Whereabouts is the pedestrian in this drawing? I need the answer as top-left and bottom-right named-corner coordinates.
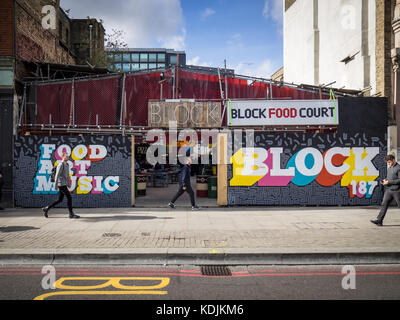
top-left (168, 157), bottom-right (199, 210)
top-left (0, 169), bottom-right (4, 210)
top-left (371, 154), bottom-right (400, 226)
top-left (42, 151), bottom-right (80, 219)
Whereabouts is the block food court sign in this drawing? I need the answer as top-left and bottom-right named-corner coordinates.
top-left (227, 100), bottom-right (338, 126)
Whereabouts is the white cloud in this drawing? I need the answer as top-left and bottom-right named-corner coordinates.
top-left (160, 28), bottom-right (186, 51)
top-left (263, 0), bottom-right (283, 24)
top-left (234, 59), bottom-right (277, 79)
top-left (201, 8), bottom-right (216, 20)
top-left (226, 33), bottom-right (243, 47)
top-left (187, 56), bottom-right (213, 67)
top-left (61, 0), bottom-right (185, 49)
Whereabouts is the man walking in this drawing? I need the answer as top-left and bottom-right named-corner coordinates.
top-left (42, 151), bottom-right (80, 219)
top-left (168, 157), bottom-right (199, 210)
top-left (371, 154), bottom-right (400, 226)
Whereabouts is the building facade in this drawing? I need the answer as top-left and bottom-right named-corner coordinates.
top-left (106, 48), bottom-right (186, 72)
top-left (0, 0), bottom-right (105, 207)
top-left (70, 18), bottom-right (105, 66)
top-left (284, 0), bottom-right (396, 154)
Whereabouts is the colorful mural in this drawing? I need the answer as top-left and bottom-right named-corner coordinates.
top-left (230, 147), bottom-right (379, 199)
top-left (228, 132), bottom-right (387, 206)
top-left (33, 144), bottom-right (120, 195)
top-left (14, 136), bottom-right (131, 208)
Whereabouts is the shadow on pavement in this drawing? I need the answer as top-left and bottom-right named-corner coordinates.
top-left (0, 226), bottom-right (40, 233)
top-left (80, 215), bottom-right (174, 222)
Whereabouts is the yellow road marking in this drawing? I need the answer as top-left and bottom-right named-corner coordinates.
top-left (34, 290), bottom-right (167, 300)
top-left (55, 277), bottom-right (170, 290)
top-left (34, 276), bottom-right (170, 300)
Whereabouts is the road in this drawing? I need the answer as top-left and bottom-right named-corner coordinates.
top-left (0, 264), bottom-right (399, 301)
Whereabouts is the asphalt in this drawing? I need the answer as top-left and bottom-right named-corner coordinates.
top-left (0, 206), bottom-right (400, 265)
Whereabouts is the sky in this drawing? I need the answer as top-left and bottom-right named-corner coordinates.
top-left (61, 0), bottom-right (283, 78)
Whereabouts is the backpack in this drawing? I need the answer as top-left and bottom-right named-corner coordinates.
top-left (50, 165), bottom-right (57, 183)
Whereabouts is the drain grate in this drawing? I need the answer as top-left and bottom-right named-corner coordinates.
top-left (102, 233), bottom-right (121, 238)
top-left (201, 265), bottom-right (232, 276)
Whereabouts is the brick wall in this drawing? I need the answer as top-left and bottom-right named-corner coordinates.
top-left (14, 0), bottom-right (75, 79)
top-left (0, 0), bottom-right (14, 57)
top-left (70, 19), bottom-right (105, 64)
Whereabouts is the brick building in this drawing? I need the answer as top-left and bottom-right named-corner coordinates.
top-left (1, 0), bottom-right (106, 87)
top-left (0, 0), bottom-right (106, 207)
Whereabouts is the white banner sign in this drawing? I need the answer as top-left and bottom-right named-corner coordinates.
top-left (227, 100), bottom-right (339, 126)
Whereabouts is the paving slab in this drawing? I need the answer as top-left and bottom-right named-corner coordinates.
top-left (0, 206), bottom-right (400, 265)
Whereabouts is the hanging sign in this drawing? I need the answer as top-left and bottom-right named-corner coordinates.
top-left (227, 99), bottom-right (339, 126)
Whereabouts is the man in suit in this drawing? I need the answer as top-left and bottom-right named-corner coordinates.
top-left (168, 157), bottom-right (199, 210)
top-left (371, 154), bottom-right (400, 226)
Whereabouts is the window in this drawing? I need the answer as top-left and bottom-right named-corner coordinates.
top-left (132, 53), bottom-right (139, 62)
top-left (149, 53), bottom-right (157, 63)
top-left (149, 63), bottom-right (157, 70)
top-left (157, 63), bottom-right (165, 69)
top-left (170, 55), bottom-right (177, 65)
top-left (140, 53), bottom-right (148, 62)
top-left (139, 64), bottom-right (148, 70)
top-left (114, 54), bottom-right (122, 63)
top-left (122, 63), bottom-right (131, 72)
top-left (123, 53), bottom-right (131, 63)
top-left (66, 29), bottom-right (69, 45)
top-left (59, 22), bottom-right (63, 39)
top-left (157, 53), bottom-right (166, 62)
top-left (132, 63), bottom-right (140, 71)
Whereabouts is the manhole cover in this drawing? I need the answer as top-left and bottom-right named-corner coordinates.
top-left (201, 266), bottom-right (232, 276)
top-left (102, 233), bottom-right (121, 238)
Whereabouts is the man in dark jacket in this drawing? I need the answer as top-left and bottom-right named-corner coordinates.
top-left (168, 157), bottom-right (199, 210)
top-left (371, 154), bottom-right (400, 226)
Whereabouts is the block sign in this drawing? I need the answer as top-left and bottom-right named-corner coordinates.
top-left (149, 100), bottom-right (222, 128)
top-left (227, 100), bottom-right (339, 126)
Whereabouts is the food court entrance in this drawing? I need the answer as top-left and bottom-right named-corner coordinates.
top-left (131, 137), bottom-right (221, 208)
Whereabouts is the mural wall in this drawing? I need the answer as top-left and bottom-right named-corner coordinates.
top-left (14, 136), bottom-right (131, 208)
top-left (228, 132), bottom-right (387, 206)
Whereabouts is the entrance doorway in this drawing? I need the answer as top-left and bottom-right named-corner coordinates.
top-left (132, 141), bottom-right (219, 208)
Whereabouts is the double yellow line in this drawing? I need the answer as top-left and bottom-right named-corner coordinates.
top-left (34, 277), bottom-right (170, 300)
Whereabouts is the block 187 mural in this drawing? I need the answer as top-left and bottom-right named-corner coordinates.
top-left (14, 136), bottom-right (131, 208)
top-left (228, 132), bottom-right (387, 206)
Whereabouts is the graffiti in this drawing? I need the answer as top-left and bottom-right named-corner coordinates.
top-left (14, 136), bottom-right (131, 208)
top-left (33, 144), bottom-right (120, 195)
top-left (228, 132), bottom-right (386, 206)
top-left (230, 147), bottom-right (379, 199)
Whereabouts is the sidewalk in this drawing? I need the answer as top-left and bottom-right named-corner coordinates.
top-left (0, 206), bottom-right (400, 265)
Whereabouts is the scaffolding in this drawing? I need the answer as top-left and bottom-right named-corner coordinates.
top-left (18, 66), bottom-right (361, 137)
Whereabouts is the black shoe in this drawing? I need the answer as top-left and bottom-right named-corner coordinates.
top-left (42, 207), bottom-right (49, 218)
top-left (0, 207), bottom-right (4, 210)
top-left (370, 220), bottom-right (383, 226)
top-left (69, 213), bottom-right (80, 219)
top-left (168, 202), bottom-right (175, 209)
